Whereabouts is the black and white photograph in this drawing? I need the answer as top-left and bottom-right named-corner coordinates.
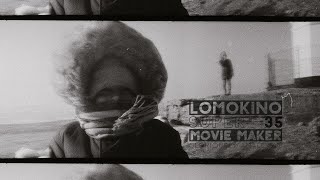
top-left (0, 164), bottom-right (318, 180)
top-left (0, 0), bottom-right (319, 16)
top-left (0, 21), bottom-right (319, 160)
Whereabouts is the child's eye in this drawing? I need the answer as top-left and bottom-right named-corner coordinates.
top-left (95, 86), bottom-right (136, 100)
top-left (93, 87), bottom-right (137, 107)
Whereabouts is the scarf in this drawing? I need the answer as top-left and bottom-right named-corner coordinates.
top-left (76, 95), bottom-right (159, 139)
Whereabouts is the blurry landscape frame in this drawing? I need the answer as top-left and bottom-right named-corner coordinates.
top-left (0, 21), bottom-right (319, 160)
top-left (2, 0), bottom-right (320, 16)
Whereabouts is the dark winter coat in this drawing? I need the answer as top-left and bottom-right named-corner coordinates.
top-left (49, 0), bottom-right (189, 16)
top-left (219, 59), bottom-right (234, 80)
top-left (49, 119), bottom-right (189, 159)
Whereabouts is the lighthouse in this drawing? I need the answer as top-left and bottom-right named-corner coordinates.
top-left (291, 22), bottom-right (320, 87)
top-left (268, 22), bottom-right (320, 89)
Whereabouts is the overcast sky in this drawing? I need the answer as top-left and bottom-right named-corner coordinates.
top-left (0, 21), bottom-right (292, 124)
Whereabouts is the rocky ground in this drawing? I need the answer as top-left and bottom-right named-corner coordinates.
top-left (174, 116), bottom-right (320, 160)
top-left (162, 88), bottom-right (320, 160)
top-left (182, 0), bottom-right (320, 16)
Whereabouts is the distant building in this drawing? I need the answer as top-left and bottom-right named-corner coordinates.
top-left (268, 22), bottom-right (320, 89)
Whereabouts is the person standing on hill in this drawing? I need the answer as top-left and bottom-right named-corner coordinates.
top-left (219, 51), bottom-right (234, 95)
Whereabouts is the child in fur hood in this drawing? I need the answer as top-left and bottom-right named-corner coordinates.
top-left (15, 22), bottom-right (188, 159)
top-left (79, 164), bottom-right (144, 180)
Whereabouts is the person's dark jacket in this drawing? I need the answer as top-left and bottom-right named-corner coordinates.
top-left (49, 0), bottom-right (189, 16)
top-left (219, 59), bottom-right (234, 80)
top-left (49, 119), bottom-right (189, 159)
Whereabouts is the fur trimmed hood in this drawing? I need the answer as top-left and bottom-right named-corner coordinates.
top-left (53, 21), bottom-right (167, 107)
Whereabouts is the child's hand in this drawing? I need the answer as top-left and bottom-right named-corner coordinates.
top-left (15, 147), bottom-right (51, 158)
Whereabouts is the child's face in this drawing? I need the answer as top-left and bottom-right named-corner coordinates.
top-left (88, 60), bottom-right (139, 112)
top-left (81, 165), bottom-right (141, 180)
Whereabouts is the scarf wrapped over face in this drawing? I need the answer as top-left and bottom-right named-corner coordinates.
top-left (53, 22), bottom-right (168, 139)
top-left (76, 95), bottom-right (159, 139)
